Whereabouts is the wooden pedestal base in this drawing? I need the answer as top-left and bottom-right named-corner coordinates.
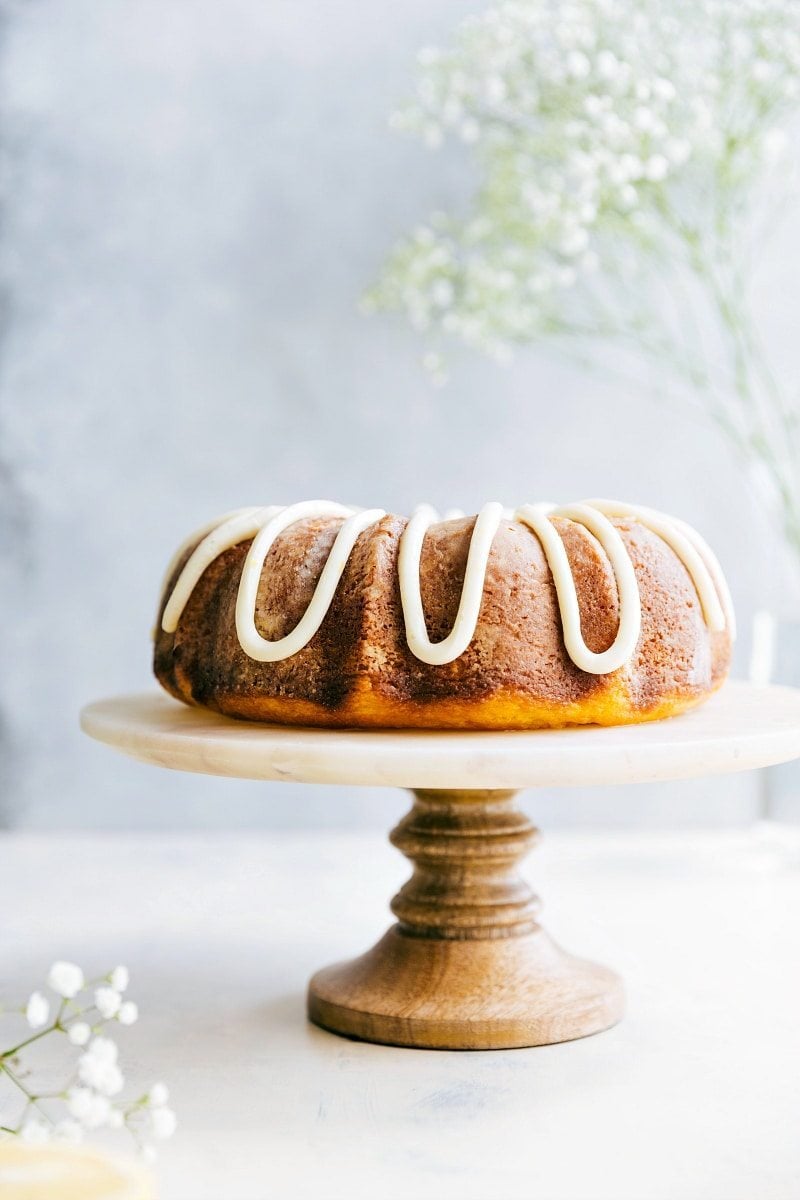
top-left (308, 789), bottom-right (623, 1050)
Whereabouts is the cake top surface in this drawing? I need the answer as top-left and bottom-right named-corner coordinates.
top-left (157, 499), bottom-right (735, 676)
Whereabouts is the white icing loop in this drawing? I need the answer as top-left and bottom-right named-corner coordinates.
top-left (399, 501), bottom-right (505, 666)
top-left (666, 515), bottom-right (736, 638)
top-left (516, 502), bottom-right (642, 674)
top-left (158, 497), bottom-right (735, 676)
top-left (235, 502), bottom-right (385, 662)
top-left (586, 499), bottom-right (730, 634)
top-left (161, 507), bottom-right (278, 633)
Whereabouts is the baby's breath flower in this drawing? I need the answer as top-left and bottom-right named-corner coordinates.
top-left (2, 964), bottom-right (173, 1162)
top-left (84, 1035), bottom-right (118, 1063)
top-left (117, 1001), bottom-right (139, 1026)
top-left (19, 1116), bottom-right (51, 1144)
top-left (110, 966), bottom-right (130, 993)
top-left (47, 961), bottom-right (84, 999)
top-left (560, 227), bottom-right (590, 256)
top-left (148, 1082), bottom-right (169, 1107)
top-left (644, 154), bottom-right (669, 181)
top-left (67, 1085), bottom-right (112, 1130)
top-left (148, 1107), bottom-right (177, 1140)
top-left (67, 1021), bottom-right (92, 1046)
top-left (368, 0), bottom-right (800, 557)
top-left (95, 987), bottom-right (122, 1019)
top-left (78, 1037), bottom-right (124, 1097)
top-left (369, 0), bottom-right (800, 357)
top-left (25, 991), bottom-right (49, 1029)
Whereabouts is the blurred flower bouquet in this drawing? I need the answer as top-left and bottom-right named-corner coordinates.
top-left (1, 962), bottom-right (174, 1160)
top-left (367, 0), bottom-right (800, 568)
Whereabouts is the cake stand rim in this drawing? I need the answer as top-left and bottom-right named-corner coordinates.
top-left (79, 681), bottom-right (800, 789)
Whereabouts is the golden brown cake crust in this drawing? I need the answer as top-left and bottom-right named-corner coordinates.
top-left (153, 514), bottom-right (732, 729)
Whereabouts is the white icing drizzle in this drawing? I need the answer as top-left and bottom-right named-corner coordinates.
top-left (400, 501), bottom-right (505, 665)
top-left (586, 499), bottom-right (734, 636)
top-left (516, 502), bottom-right (642, 674)
top-left (158, 498), bottom-right (734, 676)
top-left (161, 507), bottom-right (279, 634)
top-left (236, 502), bottom-right (386, 662)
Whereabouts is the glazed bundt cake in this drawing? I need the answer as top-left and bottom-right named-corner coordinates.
top-left (153, 499), bottom-right (734, 730)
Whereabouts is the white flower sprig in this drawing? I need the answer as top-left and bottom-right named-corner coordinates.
top-left (367, 0), bottom-right (800, 564)
top-left (0, 962), bottom-right (175, 1161)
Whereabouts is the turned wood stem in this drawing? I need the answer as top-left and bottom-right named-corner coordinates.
top-left (389, 789), bottom-right (540, 940)
top-left (309, 787), bottom-right (623, 1047)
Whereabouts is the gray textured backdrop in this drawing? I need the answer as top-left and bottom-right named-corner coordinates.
top-left (0, 0), bottom-right (796, 829)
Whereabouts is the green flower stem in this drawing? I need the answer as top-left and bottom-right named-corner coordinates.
top-left (0, 1062), bottom-right (53, 1125)
top-left (1, 1000), bottom-right (70, 1061)
top-left (1, 1027), bottom-right (57, 1061)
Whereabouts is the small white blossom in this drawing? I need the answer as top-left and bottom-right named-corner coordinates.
top-left (644, 154), bottom-right (669, 182)
top-left (20, 1116), bottom-right (51, 1144)
top-left (67, 1086), bottom-right (112, 1129)
top-left (633, 105), bottom-right (656, 132)
top-left (78, 1036), bottom-right (124, 1096)
top-left (618, 183), bottom-right (638, 209)
top-left (148, 1082), bottom-right (170, 1107)
top-left (566, 50), bottom-right (591, 79)
top-left (25, 991), bottom-right (50, 1029)
top-left (94, 987), bottom-right (122, 1019)
top-left (430, 279), bottom-right (454, 307)
top-left (67, 1021), bottom-right (92, 1046)
top-left (560, 227), bottom-right (590, 256)
top-left (653, 77), bottom-right (676, 102)
top-left (665, 137), bottom-right (691, 165)
top-left (149, 1106), bottom-right (177, 1140)
top-left (619, 153), bottom-right (644, 181)
top-left (117, 1001), bottom-right (139, 1026)
top-left (47, 961), bottom-right (84, 999)
top-left (108, 1109), bottom-right (125, 1130)
top-left (110, 966), bottom-right (130, 994)
top-left (78, 1058), bottom-right (124, 1097)
top-left (484, 74), bottom-right (507, 103)
top-left (762, 128), bottom-right (787, 160)
top-left (83, 1035), bottom-right (118, 1064)
top-left (596, 49), bottom-right (620, 79)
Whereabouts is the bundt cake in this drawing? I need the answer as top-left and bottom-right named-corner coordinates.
top-left (153, 499), bottom-right (734, 730)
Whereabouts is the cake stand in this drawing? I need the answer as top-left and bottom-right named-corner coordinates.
top-left (81, 681), bottom-right (800, 1051)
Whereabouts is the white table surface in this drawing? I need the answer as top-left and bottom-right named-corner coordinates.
top-left (2, 827), bottom-right (799, 1200)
